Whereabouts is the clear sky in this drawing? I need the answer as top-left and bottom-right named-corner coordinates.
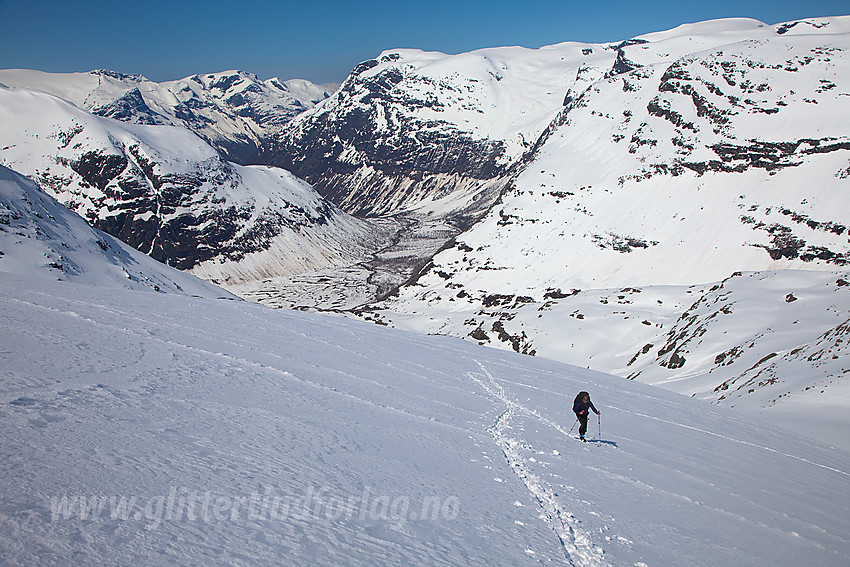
top-left (0, 0), bottom-right (847, 85)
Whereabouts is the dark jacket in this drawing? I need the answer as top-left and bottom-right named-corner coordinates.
top-left (573, 391), bottom-right (599, 418)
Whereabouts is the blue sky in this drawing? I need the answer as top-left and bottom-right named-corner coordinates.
top-left (0, 0), bottom-right (847, 84)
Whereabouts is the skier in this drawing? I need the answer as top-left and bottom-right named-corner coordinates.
top-left (572, 391), bottom-right (600, 442)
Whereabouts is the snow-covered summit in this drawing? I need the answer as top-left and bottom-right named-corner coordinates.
top-left (356, 15), bottom-right (850, 443)
top-left (0, 68), bottom-right (336, 164)
top-left (376, 14), bottom-right (850, 292)
top-left (272, 39), bottom-right (623, 218)
top-left (272, 16), bottom-right (850, 222)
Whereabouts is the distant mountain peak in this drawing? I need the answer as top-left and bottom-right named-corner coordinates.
top-left (0, 67), bottom-right (336, 165)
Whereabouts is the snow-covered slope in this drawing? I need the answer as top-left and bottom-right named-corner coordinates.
top-left (366, 268), bottom-right (850, 449)
top-left (405, 15), bottom-right (850, 290)
top-left (0, 84), bottom-right (389, 289)
top-left (1, 274), bottom-right (848, 566)
top-left (0, 164), bottom-right (229, 297)
top-left (0, 69), bottom-right (336, 164)
top-left (360, 16), bottom-right (850, 438)
top-left (271, 41), bottom-right (618, 219)
top-left (270, 18), bottom-right (825, 222)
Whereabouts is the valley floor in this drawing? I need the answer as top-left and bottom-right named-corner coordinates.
top-left (227, 215), bottom-right (459, 311)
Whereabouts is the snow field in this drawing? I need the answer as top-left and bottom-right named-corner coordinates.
top-left (1, 274), bottom-right (848, 565)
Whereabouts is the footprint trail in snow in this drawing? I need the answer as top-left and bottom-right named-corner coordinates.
top-left (469, 360), bottom-right (609, 567)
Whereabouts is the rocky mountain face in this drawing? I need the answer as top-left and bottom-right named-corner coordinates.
top-left (0, 164), bottom-right (230, 297)
top-left (0, 68), bottom-right (465, 309)
top-left (0, 85), bottom-right (386, 290)
top-left (357, 17), bottom-right (850, 424)
top-left (0, 69), bottom-right (336, 165)
top-left (270, 43), bottom-right (619, 222)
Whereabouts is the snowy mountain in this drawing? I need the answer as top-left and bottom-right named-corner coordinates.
top-left (0, 164), bottom-right (229, 297)
top-left (269, 18), bottom-right (834, 222)
top-left (1, 273), bottom-right (848, 566)
top-left (0, 84), bottom-right (390, 294)
top-left (2, 16), bottom-right (849, 440)
top-left (0, 68), bottom-right (336, 164)
top-left (356, 16), bottom-right (850, 440)
top-left (2, 15), bottom-right (850, 566)
top-left (270, 41), bottom-right (601, 221)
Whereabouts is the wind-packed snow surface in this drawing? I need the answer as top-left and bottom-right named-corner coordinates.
top-left (1, 273), bottom-right (849, 566)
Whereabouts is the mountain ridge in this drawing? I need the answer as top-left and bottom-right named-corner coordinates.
top-left (0, 84), bottom-right (389, 290)
top-left (0, 164), bottom-right (230, 297)
top-left (0, 68), bottom-right (337, 165)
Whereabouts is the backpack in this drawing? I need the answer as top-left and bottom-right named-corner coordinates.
top-left (573, 391), bottom-right (590, 413)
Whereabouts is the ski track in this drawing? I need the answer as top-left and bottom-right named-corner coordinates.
top-left (7, 285), bottom-right (850, 562)
top-left (469, 360), bottom-right (609, 567)
top-left (488, 362), bottom-right (850, 479)
top-left (607, 404), bottom-right (850, 478)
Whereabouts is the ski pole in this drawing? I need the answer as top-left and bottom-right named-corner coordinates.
top-left (568, 418), bottom-right (579, 435)
top-left (598, 413), bottom-right (601, 440)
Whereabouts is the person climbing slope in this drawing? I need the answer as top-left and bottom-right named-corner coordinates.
top-left (572, 391), bottom-right (600, 442)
